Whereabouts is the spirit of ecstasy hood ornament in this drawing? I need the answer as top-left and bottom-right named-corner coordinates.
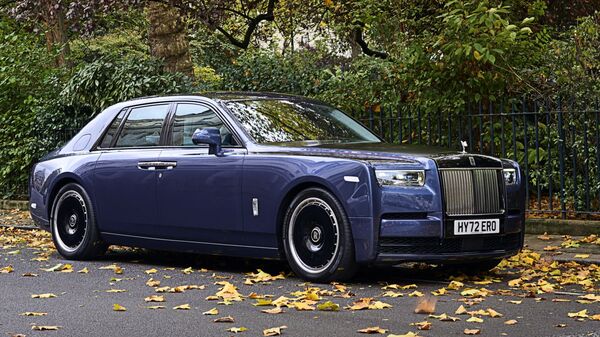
top-left (460, 140), bottom-right (468, 154)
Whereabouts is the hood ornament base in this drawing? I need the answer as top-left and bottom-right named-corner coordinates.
top-left (460, 140), bottom-right (468, 154)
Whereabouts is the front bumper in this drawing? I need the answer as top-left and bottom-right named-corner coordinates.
top-left (371, 211), bottom-right (525, 263)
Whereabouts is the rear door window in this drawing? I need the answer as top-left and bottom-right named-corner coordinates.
top-left (114, 104), bottom-right (170, 148)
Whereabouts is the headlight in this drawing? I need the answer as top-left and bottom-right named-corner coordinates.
top-left (375, 170), bottom-right (425, 187)
top-left (503, 168), bottom-right (517, 185)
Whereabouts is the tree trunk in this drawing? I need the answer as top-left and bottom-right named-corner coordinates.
top-left (146, 2), bottom-right (194, 78)
top-left (42, 0), bottom-right (70, 67)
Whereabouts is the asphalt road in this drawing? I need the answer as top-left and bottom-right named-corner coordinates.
top-left (1, 231), bottom-right (599, 337)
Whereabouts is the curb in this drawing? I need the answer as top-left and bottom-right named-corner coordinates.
top-left (525, 218), bottom-right (599, 236)
top-left (0, 199), bottom-right (29, 211)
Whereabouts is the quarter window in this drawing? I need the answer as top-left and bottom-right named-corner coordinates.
top-left (99, 109), bottom-right (126, 148)
top-left (171, 103), bottom-right (237, 146)
top-left (114, 104), bottom-right (170, 148)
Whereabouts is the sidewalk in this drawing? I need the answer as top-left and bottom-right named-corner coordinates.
top-left (525, 233), bottom-right (600, 265)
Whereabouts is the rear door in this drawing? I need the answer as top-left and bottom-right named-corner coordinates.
top-left (92, 103), bottom-right (171, 236)
top-left (156, 103), bottom-right (246, 243)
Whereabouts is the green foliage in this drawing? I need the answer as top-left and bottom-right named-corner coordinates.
top-left (61, 55), bottom-right (193, 115)
top-left (70, 30), bottom-right (150, 62)
top-left (0, 18), bottom-right (62, 198)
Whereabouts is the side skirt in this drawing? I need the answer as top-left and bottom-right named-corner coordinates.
top-left (100, 232), bottom-right (282, 260)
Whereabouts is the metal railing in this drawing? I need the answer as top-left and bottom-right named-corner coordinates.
top-left (4, 98), bottom-right (600, 220)
top-left (351, 96), bottom-right (600, 219)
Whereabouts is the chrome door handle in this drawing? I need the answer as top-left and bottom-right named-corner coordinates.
top-left (138, 161), bottom-right (177, 170)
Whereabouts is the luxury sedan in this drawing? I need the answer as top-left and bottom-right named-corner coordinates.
top-left (29, 93), bottom-right (526, 281)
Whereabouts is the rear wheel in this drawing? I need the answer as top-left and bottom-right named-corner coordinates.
top-left (51, 183), bottom-right (107, 260)
top-left (282, 188), bottom-right (357, 282)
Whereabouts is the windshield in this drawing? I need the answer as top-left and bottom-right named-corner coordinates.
top-left (224, 99), bottom-right (381, 145)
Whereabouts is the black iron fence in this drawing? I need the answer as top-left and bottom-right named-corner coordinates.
top-left (351, 96), bottom-right (600, 219)
top-left (4, 97), bottom-right (600, 219)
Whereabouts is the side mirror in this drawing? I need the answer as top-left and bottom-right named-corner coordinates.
top-left (192, 128), bottom-right (223, 156)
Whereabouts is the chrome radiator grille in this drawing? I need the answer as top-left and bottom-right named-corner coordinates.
top-left (440, 169), bottom-right (503, 216)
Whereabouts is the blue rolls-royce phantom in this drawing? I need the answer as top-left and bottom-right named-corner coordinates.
top-left (29, 92), bottom-right (526, 281)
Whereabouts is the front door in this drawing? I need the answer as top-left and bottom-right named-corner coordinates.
top-left (157, 103), bottom-right (246, 243)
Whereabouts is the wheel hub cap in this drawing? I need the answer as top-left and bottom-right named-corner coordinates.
top-left (310, 227), bottom-right (322, 243)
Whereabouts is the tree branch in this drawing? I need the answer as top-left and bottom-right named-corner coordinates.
top-left (352, 25), bottom-right (388, 59)
top-left (215, 0), bottom-right (275, 49)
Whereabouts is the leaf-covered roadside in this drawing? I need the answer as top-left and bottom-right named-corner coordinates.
top-left (1, 226), bottom-right (598, 336)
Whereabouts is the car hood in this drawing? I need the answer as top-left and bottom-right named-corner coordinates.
top-left (252, 142), bottom-right (459, 164)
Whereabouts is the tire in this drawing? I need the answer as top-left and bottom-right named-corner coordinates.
top-left (50, 183), bottom-right (107, 260)
top-left (282, 187), bottom-right (357, 282)
top-left (444, 258), bottom-right (502, 274)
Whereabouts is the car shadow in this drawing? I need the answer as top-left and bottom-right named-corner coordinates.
top-left (87, 246), bottom-right (479, 285)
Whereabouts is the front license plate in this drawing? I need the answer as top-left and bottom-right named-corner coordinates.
top-left (454, 219), bottom-right (500, 235)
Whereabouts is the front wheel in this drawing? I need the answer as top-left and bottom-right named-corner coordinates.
top-left (51, 183), bottom-right (107, 260)
top-left (282, 188), bottom-right (357, 282)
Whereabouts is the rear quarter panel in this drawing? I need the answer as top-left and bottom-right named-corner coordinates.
top-left (29, 153), bottom-right (100, 227)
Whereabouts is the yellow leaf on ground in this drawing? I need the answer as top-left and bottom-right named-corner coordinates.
top-left (227, 327), bottom-right (248, 333)
top-left (387, 332), bottom-right (420, 337)
top-left (262, 307), bottom-right (284, 314)
top-left (20, 312), bottom-right (47, 316)
top-left (106, 289), bottom-right (126, 293)
top-left (504, 319), bottom-right (518, 325)
top-left (383, 284), bottom-right (417, 290)
top-left (410, 321), bottom-right (432, 330)
top-left (508, 300), bottom-right (522, 304)
top-left (203, 308), bottom-right (219, 315)
top-left (455, 305), bottom-right (468, 315)
top-left (146, 278), bottom-right (160, 287)
top-left (487, 308), bottom-right (503, 318)
top-left (182, 267), bottom-right (194, 274)
top-left (244, 269), bottom-right (285, 284)
top-left (357, 326), bottom-right (388, 334)
top-left (574, 254), bottom-right (590, 259)
top-left (447, 281), bottom-right (464, 290)
top-left (0, 265), bottom-right (14, 273)
top-left (99, 264), bottom-right (123, 274)
top-left (173, 304), bottom-right (191, 310)
top-left (429, 313), bottom-right (460, 322)
top-left (31, 293), bottom-right (56, 299)
top-left (408, 291), bottom-right (424, 297)
top-left (567, 309), bottom-right (588, 318)
top-left (464, 328), bottom-right (481, 335)
top-left (146, 305), bottom-right (165, 309)
top-left (31, 325), bottom-right (60, 331)
top-left (145, 268), bottom-right (158, 274)
top-left (77, 267), bottom-right (89, 274)
top-left (214, 316), bottom-right (235, 323)
top-left (292, 301), bottom-right (315, 311)
top-left (432, 288), bottom-right (447, 296)
top-left (215, 281), bottom-right (243, 302)
top-left (382, 291), bottom-right (404, 298)
top-left (537, 232), bottom-right (551, 240)
top-left (467, 316), bottom-right (484, 323)
top-left (253, 299), bottom-right (273, 307)
top-left (263, 326), bottom-right (287, 336)
top-left (113, 303), bottom-right (127, 311)
top-left (317, 301), bottom-right (340, 311)
top-left (578, 294), bottom-right (600, 302)
top-left (144, 295), bottom-right (165, 302)
top-left (590, 314), bottom-right (600, 321)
